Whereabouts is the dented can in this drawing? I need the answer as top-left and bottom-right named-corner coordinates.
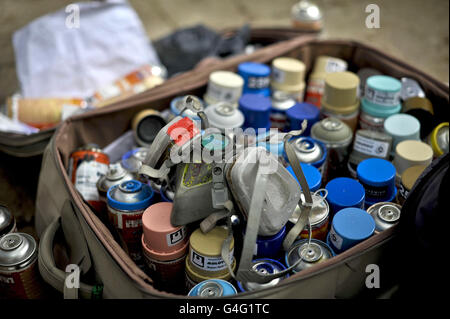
top-left (188, 279), bottom-right (237, 297)
top-left (0, 205), bottom-right (16, 237)
top-left (285, 239), bottom-right (334, 273)
top-left (237, 258), bottom-right (288, 292)
top-left (68, 144), bottom-right (110, 212)
top-left (0, 233), bottom-right (46, 299)
top-left (367, 202), bottom-right (402, 234)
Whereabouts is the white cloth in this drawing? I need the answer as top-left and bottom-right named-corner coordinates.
top-left (13, 0), bottom-right (160, 99)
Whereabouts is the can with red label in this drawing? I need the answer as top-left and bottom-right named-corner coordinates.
top-left (107, 180), bottom-right (154, 266)
top-left (1, 205), bottom-right (16, 237)
top-left (0, 233), bottom-right (46, 299)
top-left (68, 144), bottom-right (110, 212)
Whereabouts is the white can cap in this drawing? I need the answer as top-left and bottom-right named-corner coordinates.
top-left (204, 71), bottom-right (244, 106)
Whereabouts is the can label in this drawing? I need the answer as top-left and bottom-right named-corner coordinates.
top-left (272, 68), bottom-right (285, 84)
top-left (329, 226), bottom-right (343, 251)
top-left (363, 184), bottom-right (389, 200)
top-left (365, 86), bottom-right (401, 107)
top-left (270, 109), bottom-right (288, 131)
top-left (166, 227), bottom-right (186, 247)
top-left (353, 134), bottom-right (390, 158)
top-left (398, 182), bottom-right (409, 202)
top-left (325, 59), bottom-right (347, 73)
top-left (300, 218), bottom-right (329, 242)
top-left (305, 78), bottom-right (325, 107)
top-left (71, 154), bottom-right (108, 202)
top-left (190, 249), bottom-right (234, 272)
top-left (248, 76), bottom-right (270, 89)
top-left (144, 253), bottom-right (186, 290)
top-left (0, 259), bottom-right (45, 299)
top-left (207, 82), bottom-right (241, 103)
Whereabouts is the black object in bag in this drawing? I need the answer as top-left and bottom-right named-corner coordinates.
top-left (396, 152), bottom-right (448, 297)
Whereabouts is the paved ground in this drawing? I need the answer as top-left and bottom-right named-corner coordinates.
top-left (0, 0), bottom-right (448, 235)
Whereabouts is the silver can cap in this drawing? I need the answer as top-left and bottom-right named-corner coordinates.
top-left (204, 101), bottom-right (245, 131)
top-left (436, 125), bottom-right (449, 154)
top-left (311, 117), bottom-right (353, 147)
top-left (271, 90), bottom-right (297, 111)
top-left (291, 0), bottom-right (323, 22)
top-left (287, 239), bottom-right (333, 272)
top-left (176, 95), bottom-right (204, 118)
top-left (367, 202), bottom-right (402, 232)
top-left (0, 233), bottom-right (37, 268)
top-left (198, 281), bottom-right (224, 297)
top-left (98, 163), bottom-right (135, 193)
top-left (292, 137), bottom-right (323, 164)
top-left (242, 260), bottom-right (283, 291)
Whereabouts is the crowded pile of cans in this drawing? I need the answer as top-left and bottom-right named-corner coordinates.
top-left (1, 55), bottom-right (448, 298)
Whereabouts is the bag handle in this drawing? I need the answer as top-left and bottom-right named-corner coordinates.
top-left (38, 215), bottom-right (98, 299)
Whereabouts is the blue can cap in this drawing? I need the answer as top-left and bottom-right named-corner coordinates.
top-left (286, 163), bottom-right (322, 192)
top-left (325, 177), bottom-right (365, 210)
top-left (189, 279), bottom-right (237, 297)
top-left (332, 208), bottom-right (375, 241)
top-left (238, 62), bottom-right (271, 77)
top-left (239, 94), bottom-right (272, 130)
top-left (357, 158), bottom-right (396, 187)
top-left (107, 180), bottom-right (154, 211)
top-left (286, 103), bottom-right (320, 135)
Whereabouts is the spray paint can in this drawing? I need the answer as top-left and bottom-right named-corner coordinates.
top-left (97, 163), bottom-right (136, 216)
top-left (400, 77), bottom-right (426, 101)
top-left (271, 57), bottom-right (306, 101)
top-left (348, 129), bottom-right (392, 178)
top-left (321, 71), bottom-right (360, 132)
top-left (121, 147), bottom-right (149, 173)
top-left (305, 56), bottom-right (348, 108)
top-left (286, 163), bottom-right (322, 192)
top-left (0, 205), bottom-right (16, 237)
top-left (357, 158), bottom-right (397, 208)
top-left (286, 102), bottom-right (320, 136)
top-left (403, 97), bottom-right (436, 139)
top-left (325, 177), bottom-right (365, 216)
top-left (204, 71), bottom-right (244, 107)
top-left (384, 113), bottom-right (421, 154)
top-left (398, 165), bottom-right (427, 205)
top-left (291, 0), bottom-right (323, 31)
top-left (107, 180), bottom-right (154, 265)
top-left (270, 91), bottom-right (297, 131)
top-left (237, 62), bottom-right (271, 96)
top-left (328, 207), bottom-right (375, 254)
top-left (367, 202), bottom-right (402, 234)
top-left (428, 122), bottom-right (449, 158)
top-left (393, 140), bottom-right (433, 187)
top-left (285, 239), bottom-right (334, 273)
top-left (361, 75), bottom-right (402, 130)
top-left (239, 94), bottom-right (272, 130)
top-left (289, 191), bottom-right (330, 241)
top-left (188, 279), bottom-right (237, 297)
top-left (311, 117), bottom-right (353, 183)
top-left (132, 109), bottom-right (167, 147)
top-left (252, 226), bottom-right (286, 259)
top-left (284, 136), bottom-right (327, 173)
top-left (185, 227), bottom-right (235, 290)
top-left (237, 259), bottom-right (288, 292)
top-left (141, 202), bottom-right (188, 292)
top-left (68, 144), bottom-right (110, 212)
top-left (0, 233), bottom-right (46, 299)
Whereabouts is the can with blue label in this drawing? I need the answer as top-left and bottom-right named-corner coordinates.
top-left (270, 91), bottom-right (297, 131)
top-left (239, 93), bottom-right (272, 130)
top-left (107, 180), bottom-right (155, 265)
top-left (237, 258), bottom-right (288, 292)
top-left (286, 102), bottom-right (320, 136)
top-left (253, 226), bottom-right (286, 258)
top-left (238, 62), bottom-right (271, 97)
top-left (325, 177), bottom-right (365, 216)
top-left (284, 136), bottom-right (327, 173)
top-left (188, 279), bottom-right (237, 297)
top-left (328, 207), bottom-right (375, 253)
top-left (357, 158), bottom-right (397, 208)
top-left (286, 163), bottom-right (322, 192)
top-left (160, 185), bottom-right (174, 202)
top-left (285, 239), bottom-right (335, 273)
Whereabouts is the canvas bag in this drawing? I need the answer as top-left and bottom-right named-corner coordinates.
top-left (36, 36), bottom-right (449, 298)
